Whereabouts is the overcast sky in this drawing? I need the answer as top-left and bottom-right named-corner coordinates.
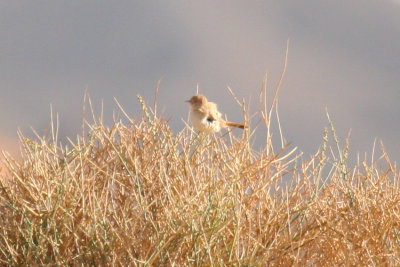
top-left (1, 1), bottom-right (399, 164)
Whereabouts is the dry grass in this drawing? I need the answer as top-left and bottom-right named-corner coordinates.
top-left (0, 89), bottom-right (399, 266)
top-left (1, 51), bottom-right (400, 264)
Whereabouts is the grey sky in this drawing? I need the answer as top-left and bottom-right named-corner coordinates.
top-left (1, 1), bottom-right (399, 163)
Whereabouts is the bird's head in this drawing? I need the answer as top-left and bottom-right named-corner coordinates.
top-left (185, 94), bottom-right (208, 108)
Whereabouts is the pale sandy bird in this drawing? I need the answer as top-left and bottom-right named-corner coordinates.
top-left (186, 94), bottom-right (246, 133)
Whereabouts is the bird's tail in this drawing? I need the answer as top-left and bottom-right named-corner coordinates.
top-left (225, 121), bottom-right (246, 129)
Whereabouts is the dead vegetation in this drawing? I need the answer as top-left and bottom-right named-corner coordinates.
top-left (1, 51), bottom-right (400, 265)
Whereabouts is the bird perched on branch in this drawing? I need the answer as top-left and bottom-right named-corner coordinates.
top-left (186, 94), bottom-right (246, 133)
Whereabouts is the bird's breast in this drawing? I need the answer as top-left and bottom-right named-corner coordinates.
top-left (190, 111), bottom-right (221, 133)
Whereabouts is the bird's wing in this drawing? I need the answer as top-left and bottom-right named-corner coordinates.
top-left (208, 102), bottom-right (221, 119)
top-left (197, 101), bottom-right (221, 122)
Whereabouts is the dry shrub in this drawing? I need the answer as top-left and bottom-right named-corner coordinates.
top-left (1, 58), bottom-right (400, 265)
top-left (0, 91), bottom-right (399, 266)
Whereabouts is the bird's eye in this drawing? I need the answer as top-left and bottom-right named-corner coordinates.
top-left (207, 117), bottom-right (214, 122)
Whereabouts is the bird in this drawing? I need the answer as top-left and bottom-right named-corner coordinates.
top-left (186, 94), bottom-right (246, 133)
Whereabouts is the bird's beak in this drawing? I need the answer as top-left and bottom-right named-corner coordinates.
top-left (185, 100), bottom-right (190, 103)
